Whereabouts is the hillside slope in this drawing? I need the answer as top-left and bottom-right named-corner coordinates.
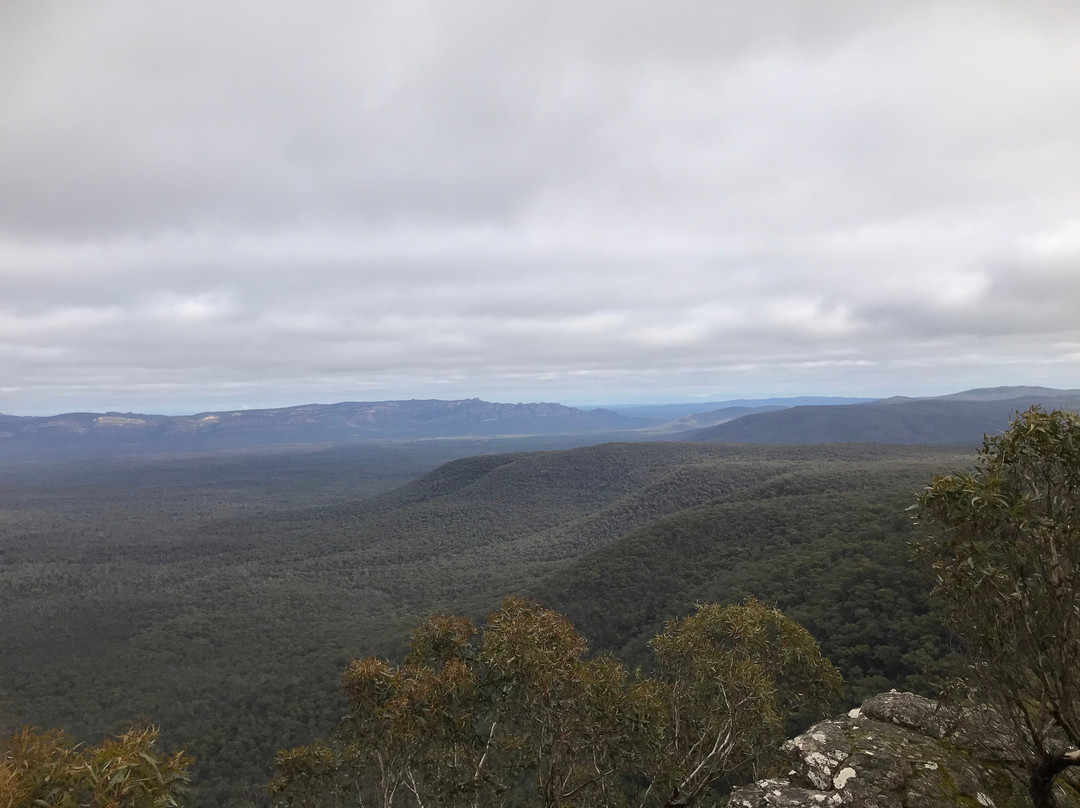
top-left (690, 388), bottom-right (1080, 444)
top-left (529, 446), bottom-right (966, 699)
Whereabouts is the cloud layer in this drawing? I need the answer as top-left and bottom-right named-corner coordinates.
top-left (3, 1), bottom-right (1079, 413)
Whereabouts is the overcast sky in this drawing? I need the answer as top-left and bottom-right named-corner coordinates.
top-left (2, 1), bottom-right (1079, 415)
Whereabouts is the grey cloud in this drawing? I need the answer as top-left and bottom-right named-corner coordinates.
top-left (0, 2), bottom-right (1015, 236)
top-left (2, 1), bottom-right (1080, 413)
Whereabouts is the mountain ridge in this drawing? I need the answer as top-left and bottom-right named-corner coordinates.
top-left (6, 386), bottom-right (1079, 455)
top-left (0, 398), bottom-right (656, 456)
top-left (689, 387), bottom-right (1080, 445)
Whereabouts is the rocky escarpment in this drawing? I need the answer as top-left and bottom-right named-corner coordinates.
top-left (730, 691), bottom-right (1080, 808)
top-left (0, 399), bottom-right (652, 457)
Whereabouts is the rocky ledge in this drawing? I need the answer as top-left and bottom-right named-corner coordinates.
top-left (729, 691), bottom-right (1080, 808)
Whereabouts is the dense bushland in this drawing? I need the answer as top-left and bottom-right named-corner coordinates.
top-left (0, 440), bottom-right (969, 805)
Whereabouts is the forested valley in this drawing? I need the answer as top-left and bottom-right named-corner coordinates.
top-left (1, 436), bottom-right (972, 805)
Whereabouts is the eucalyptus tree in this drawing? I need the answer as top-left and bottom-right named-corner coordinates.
top-left (639, 598), bottom-right (843, 807)
top-left (0, 726), bottom-right (190, 808)
top-left (916, 407), bottom-right (1080, 808)
top-left (270, 597), bottom-right (841, 808)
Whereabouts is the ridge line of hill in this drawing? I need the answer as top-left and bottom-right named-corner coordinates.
top-left (688, 388), bottom-right (1080, 445)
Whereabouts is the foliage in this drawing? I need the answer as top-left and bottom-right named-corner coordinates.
top-left (640, 599), bottom-right (843, 806)
top-left (0, 725), bottom-right (191, 808)
top-left (269, 598), bottom-right (841, 808)
top-left (915, 407), bottom-right (1080, 808)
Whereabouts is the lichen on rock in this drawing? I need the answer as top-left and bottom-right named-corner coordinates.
top-left (728, 692), bottom-right (1080, 808)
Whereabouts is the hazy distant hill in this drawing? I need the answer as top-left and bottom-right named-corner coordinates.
top-left (642, 404), bottom-right (786, 434)
top-left (0, 399), bottom-right (655, 456)
top-left (689, 387), bottom-right (1080, 445)
top-left (879, 385), bottom-right (1075, 403)
top-left (603, 396), bottom-right (876, 422)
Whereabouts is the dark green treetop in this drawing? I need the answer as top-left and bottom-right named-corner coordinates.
top-left (915, 407), bottom-right (1080, 808)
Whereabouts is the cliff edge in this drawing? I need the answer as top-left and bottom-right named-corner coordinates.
top-left (730, 691), bottom-right (1080, 807)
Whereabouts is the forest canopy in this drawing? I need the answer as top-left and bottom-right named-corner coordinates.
top-left (0, 441), bottom-right (966, 805)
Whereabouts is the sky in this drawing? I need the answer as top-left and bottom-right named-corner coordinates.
top-left (2, 1), bottom-right (1080, 415)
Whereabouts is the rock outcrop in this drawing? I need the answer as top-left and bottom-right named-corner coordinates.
top-left (729, 691), bottom-right (1080, 808)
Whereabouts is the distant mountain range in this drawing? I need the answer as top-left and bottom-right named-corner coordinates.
top-left (3, 387), bottom-right (1077, 457)
top-left (0, 399), bottom-right (653, 457)
top-left (689, 386), bottom-right (1080, 445)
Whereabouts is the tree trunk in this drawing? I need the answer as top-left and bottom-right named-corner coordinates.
top-left (1029, 754), bottom-right (1073, 808)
